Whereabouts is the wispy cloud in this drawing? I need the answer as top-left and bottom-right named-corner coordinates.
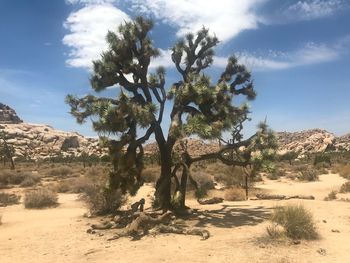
top-left (214, 38), bottom-right (349, 71)
top-left (129, 0), bottom-right (266, 42)
top-left (63, 3), bottom-right (130, 68)
top-left (264, 0), bottom-right (348, 24)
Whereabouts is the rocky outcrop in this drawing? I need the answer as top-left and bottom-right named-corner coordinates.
top-left (277, 129), bottom-right (339, 155)
top-left (0, 103), bottom-right (23, 124)
top-left (0, 123), bottom-right (106, 160)
top-left (335, 133), bottom-right (350, 152)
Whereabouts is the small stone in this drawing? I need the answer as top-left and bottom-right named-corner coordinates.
top-left (317, 248), bottom-right (327, 256)
top-left (331, 229), bottom-right (340, 233)
top-left (293, 240), bottom-right (301, 245)
top-left (322, 220), bottom-right (327, 223)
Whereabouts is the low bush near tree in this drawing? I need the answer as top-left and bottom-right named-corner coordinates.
top-left (24, 188), bottom-right (58, 209)
top-left (269, 204), bottom-right (318, 240)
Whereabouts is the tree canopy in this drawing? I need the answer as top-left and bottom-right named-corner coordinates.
top-left (66, 17), bottom-right (275, 211)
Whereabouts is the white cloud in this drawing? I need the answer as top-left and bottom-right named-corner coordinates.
top-left (263, 0), bottom-right (348, 24)
top-left (65, 0), bottom-right (117, 4)
top-left (214, 41), bottom-right (344, 71)
top-left (150, 49), bottom-right (173, 69)
top-left (129, 0), bottom-right (266, 42)
top-left (286, 0), bottom-right (346, 20)
top-left (63, 4), bottom-right (130, 68)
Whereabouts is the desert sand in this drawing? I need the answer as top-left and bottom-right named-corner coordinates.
top-left (1, 173), bottom-right (349, 263)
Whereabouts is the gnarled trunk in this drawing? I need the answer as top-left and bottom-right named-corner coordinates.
top-left (155, 147), bottom-right (172, 211)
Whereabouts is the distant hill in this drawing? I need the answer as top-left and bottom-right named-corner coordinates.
top-left (1, 103), bottom-right (349, 160)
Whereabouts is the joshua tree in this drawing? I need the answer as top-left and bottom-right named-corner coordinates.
top-left (0, 131), bottom-right (16, 170)
top-left (66, 17), bottom-right (269, 211)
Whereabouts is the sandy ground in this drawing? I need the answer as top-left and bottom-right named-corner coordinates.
top-left (1, 173), bottom-right (350, 263)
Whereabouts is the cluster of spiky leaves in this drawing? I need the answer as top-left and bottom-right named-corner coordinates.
top-left (168, 29), bottom-right (256, 140)
top-left (66, 17), bottom-right (163, 195)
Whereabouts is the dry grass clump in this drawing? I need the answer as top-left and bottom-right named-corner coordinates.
top-left (207, 162), bottom-right (250, 187)
top-left (81, 186), bottom-right (126, 215)
top-left (24, 188), bottom-right (58, 209)
top-left (269, 204), bottom-right (318, 240)
top-left (333, 165), bottom-right (350, 179)
top-left (0, 192), bottom-right (21, 206)
top-left (141, 166), bottom-right (160, 183)
top-left (324, 190), bottom-right (337, 201)
top-left (46, 167), bottom-right (73, 178)
top-left (267, 169), bottom-right (286, 180)
top-left (56, 177), bottom-right (94, 193)
top-left (297, 167), bottom-right (319, 181)
top-left (0, 170), bottom-right (40, 187)
top-left (224, 188), bottom-right (246, 201)
top-left (339, 181), bottom-right (350, 193)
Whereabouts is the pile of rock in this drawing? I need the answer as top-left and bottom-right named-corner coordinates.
top-left (0, 103), bottom-right (23, 124)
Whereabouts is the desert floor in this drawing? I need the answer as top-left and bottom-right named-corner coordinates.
top-left (1, 173), bottom-right (349, 263)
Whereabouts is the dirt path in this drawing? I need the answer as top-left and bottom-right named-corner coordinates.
top-left (0, 174), bottom-right (349, 263)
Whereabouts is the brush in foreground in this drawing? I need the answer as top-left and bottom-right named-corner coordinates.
top-left (24, 188), bottom-right (58, 209)
top-left (269, 204), bottom-right (318, 240)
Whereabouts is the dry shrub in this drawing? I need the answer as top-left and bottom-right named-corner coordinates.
top-left (46, 167), bottom-right (73, 178)
top-left (266, 224), bottom-right (285, 239)
top-left (339, 181), bottom-right (350, 193)
top-left (324, 190), bottom-right (337, 201)
top-left (24, 188), bottom-right (58, 209)
top-left (224, 188), bottom-right (246, 201)
top-left (267, 169), bottom-right (286, 180)
top-left (191, 172), bottom-right (215, 190)
top-left (0, 170), bottom-right (39, 186)
top-left (270, 204), bottom-right (318, 240)
top-left (0, 192), bottom-right (21, 206)
top-left (56, 177), bottom-right (94, 193)
top-left (297, 167), bottom-right (319, 181)
top-left (141, 166), bottom-right (160, 183)
top-left (81, 186), bottom-right (126, 215)
top-left (208, 162), bottom-right (247, 187)
top-left (20, 174), bottom-right (41, 187)
top-left (333, 165), bottom-right (350, 179)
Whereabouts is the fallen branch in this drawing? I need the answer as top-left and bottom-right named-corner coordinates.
top-left (197, 197), bottom-right (224, 205)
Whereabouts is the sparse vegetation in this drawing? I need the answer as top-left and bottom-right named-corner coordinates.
top-left (81, 186), bottom-right (126, 215)
top-left (269, 204), bottom-right (318, 240)
top-left (141, 166), bottom-right (160, 183)
top-left (224, 188), bottom-right (246, 201)
top-left (46, 167), bottom-right (73, 178)
top-left (0, 192), bottom-right (21, 206)
top-left (333, 165), bottom-right (350, 179)
top-left (339, 181), bottom-right (350, 193)
top-left (297, 167), bottom-right (319, 181)
top-left (56, 177), bottom-right (94, 193)
top-left (24, 188), bottom-right (58, 209)
top-left (324, 190), bottom-right (337, 201)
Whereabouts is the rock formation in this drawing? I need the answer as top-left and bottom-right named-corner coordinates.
top-left (0, 103), bottom-right (23, 124)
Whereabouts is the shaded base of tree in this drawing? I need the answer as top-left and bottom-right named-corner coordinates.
top-left (89, 210), bottom-right (210, 240)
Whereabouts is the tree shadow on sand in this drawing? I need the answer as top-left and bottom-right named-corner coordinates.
top-left (184, 204), bottom-right (273, 229)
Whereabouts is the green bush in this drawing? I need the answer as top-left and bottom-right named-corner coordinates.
top-left (270, 204), bottom-right (318, 240)
top-left (24, 188), bottom-right (58, 209)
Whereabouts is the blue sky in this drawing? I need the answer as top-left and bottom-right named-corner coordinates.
top-left (0, 0), bottom-right (350, 138)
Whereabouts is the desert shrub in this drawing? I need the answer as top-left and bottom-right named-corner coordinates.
top-left (0, 192), bottom-right (21, 206)
top-left (191, 172), bottom-right (215, 190)
top-left (314, 163), bottom-right (329, 174)
top-left (270, 204), bottom-right (318, 240)
top-left (297, 167), bottom-right (319, 181)
top-left (267, 169), bottom-right (285, 180)
top-left (334, 165), bottom-right (350, 179)
top-left (339, 181), bottom-right (350, 193)
top-left (46, 167), bottom-right (73, 177)
top-left (211, 163), bottom-right (248, 187)
top-left (324, 190), bottom-right (337, 201)
top-left (194, 187), bottom-right (208, 199)
top-left (81, 186), bottom-right (126, 215)
top-left (24, 188), bottom-right (58, 208)
top-left (314, 154), bottom-right (331, 166)
top-left (224, 188), bottom-right (246, 201)
top-left (56, 177), bottom-right (94, 193)
top-left (266, 224), bottom-right (285, 239)
top-left (20, 174), bottom-right (41, 187)
top-left (0, 170), bottom-right (39, 186)
top-left (141, 166), bottom-right (160, 183)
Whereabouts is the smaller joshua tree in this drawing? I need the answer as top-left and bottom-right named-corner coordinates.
top-left (0, 131), bottom-right (16, 170)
